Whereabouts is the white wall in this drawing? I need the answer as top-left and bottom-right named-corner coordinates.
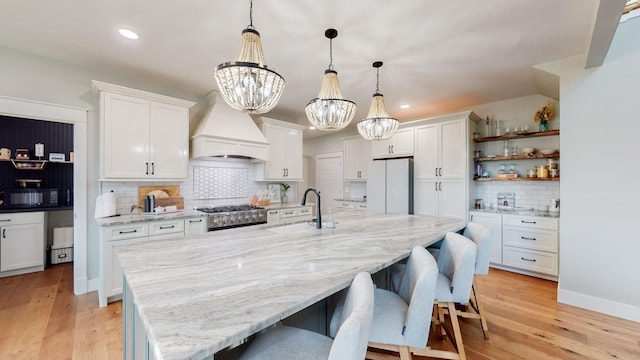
top-left (0, 46), bottom-right (206, 282)
top-left (544, 17), bottom-right (640, 321)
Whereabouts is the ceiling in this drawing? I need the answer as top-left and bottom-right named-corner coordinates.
top-left (0, 1), bottom-right (626, 136)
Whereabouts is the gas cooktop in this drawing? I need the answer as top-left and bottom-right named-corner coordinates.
top-left (196, 205), bottom-right (267, 230)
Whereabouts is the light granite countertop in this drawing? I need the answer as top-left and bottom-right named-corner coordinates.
top-left (116, 210), bottom-right (466, 360)
top-left (95, 210), bottom-right (206, 226)
top-left (334, 198), bottom-right (367, 203)
top-left (469, 208), bottom-right (560, 218)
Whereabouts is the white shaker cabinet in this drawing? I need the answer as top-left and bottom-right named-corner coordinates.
top-left (371, 127), bottom-right (415, 159)
top-left (502, 214), bottom-right (559, 278)
top-left (343, 138), bottom-right (371, 180)
top-left (469, 211), bottom-right (503, 265)
top-left (254, 117), bottom-right (306, 181)
top-left (0, 212), bottom-right (45, 277)
top-left (413, 111), bottom-right (479, 219)
top-left (92, 81), bottom-right (195, 181)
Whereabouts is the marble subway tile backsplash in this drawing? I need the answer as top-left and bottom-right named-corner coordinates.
top-left (475, 181), bottom-right (559, 211)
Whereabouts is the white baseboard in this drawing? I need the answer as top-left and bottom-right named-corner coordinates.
top-left (558, 288), bottom-right (640, 323)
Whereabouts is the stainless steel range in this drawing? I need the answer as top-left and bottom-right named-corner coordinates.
top-left (197, 205), bottom-right (267, 231)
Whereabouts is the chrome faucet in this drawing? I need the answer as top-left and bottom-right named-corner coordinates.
top-left (301, 188), bottom-right (322, 229)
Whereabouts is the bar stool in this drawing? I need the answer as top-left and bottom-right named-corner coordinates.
top-left (238, 272), bottom-right (374, 360)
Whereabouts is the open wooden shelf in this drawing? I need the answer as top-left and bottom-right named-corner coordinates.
top-left (474, 152), bottom-right (559, 162)
top-left (474, 176), bottom-right (560, 182)
top-left (474, 129), bottom-right (559, 143)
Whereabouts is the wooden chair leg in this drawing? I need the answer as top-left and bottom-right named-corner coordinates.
top-left (447, 302), bottom-right (467, 360)
top-left (472, 279), bottom-right (490, 339)
top-left (438, 304), bottom-right (447, 339)
top-left (399, 346), bottom-right (412, 360)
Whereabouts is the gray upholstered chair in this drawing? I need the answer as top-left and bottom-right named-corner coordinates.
top-left (238, 272), bottom-right (374, 360)
top-left (433, 232), bottom-right (477, 360)
top-left (459, 221), bottom-right (492, 339)
top-left (350, 246), bottom-right (461, 360)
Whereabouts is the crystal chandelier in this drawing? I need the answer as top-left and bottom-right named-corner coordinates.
top-left (357, 61), bottom-right (399, 140)
top-left (305, 29), bottom-right (357, 131)
top-left (214, 0), bottom-right (285, 114)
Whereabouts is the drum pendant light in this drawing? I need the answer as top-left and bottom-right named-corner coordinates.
top-left (357, 61), bottom-right (399, 140)
top-left (305, 28), bottom-right (357, 131)
top-left (214, 0), bottom-right (285, 114)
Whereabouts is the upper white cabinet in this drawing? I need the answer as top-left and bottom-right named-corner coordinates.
top-left (92, 81), bottom-right (195, 181)
top-left (343, 138), bottom-right (371, 180)
top-left (254, 117), bottom-right (306, 181)
top-left (371, 127), bottom-right (414, 159)
top-left (413, 111), bottom-right (479, 219)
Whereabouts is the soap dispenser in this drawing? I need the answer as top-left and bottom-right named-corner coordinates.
top-left (326, 208), bottom-right (335, 229)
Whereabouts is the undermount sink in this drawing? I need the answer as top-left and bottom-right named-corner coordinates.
top-left (267, 222), bottom-right (320, 234)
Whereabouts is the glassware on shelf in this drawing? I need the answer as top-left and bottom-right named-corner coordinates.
top-left (508, 163), bottom-right (517, 174)
top-left (511, 146), bottom-right (519, 156)
top-left (503, 140), bottom-right (510, 156)
top-left (498, 164), bottom-right (507, 174)
top-left (495, 120), bottom-right (502, 136)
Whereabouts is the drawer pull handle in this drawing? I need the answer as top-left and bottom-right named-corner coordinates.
top-left (284, 211), bottom-right (294, 215)
top-left (189, 219), bottom-right (202, 223)
top-left (521, 236), bottom-right (536, 241)
top-left (521, 220), bottom-right (537, 224)
top-left (521, 257), bottom-right (536, 262)
top-left (119, 229), bottom-right (138, 234)
top-left (159, 225), bottom-right (175, 229)
top-left (0, 219), bottom-right (11, 222)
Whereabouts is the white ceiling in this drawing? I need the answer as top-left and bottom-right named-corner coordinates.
top-left (0, 0), bottom-right (626, 134)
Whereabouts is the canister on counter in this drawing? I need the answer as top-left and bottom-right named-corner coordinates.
top-left (475, 199), bottom-right (483, 209)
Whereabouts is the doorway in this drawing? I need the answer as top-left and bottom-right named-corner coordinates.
top-left (315, 152), bottom-right (343, 215)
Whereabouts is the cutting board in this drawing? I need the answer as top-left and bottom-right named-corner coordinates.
top-left (155, 197), bottom-right (185, 210)
top-left (138, 186), bottom-right (181, 208)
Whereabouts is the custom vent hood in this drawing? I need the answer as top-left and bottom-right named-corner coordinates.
top-left (191, 91), bottom-right (269, 160)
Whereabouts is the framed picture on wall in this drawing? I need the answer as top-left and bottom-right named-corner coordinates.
top-left (267, 183), bottom-right (281, 203)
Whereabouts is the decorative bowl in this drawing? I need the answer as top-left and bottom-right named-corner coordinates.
top-left (539, 149), bottom-right (558, 155)
top-left (521, 147), bottom-right (536, 155)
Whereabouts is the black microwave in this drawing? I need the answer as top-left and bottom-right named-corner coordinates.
top-left (3, 188), bottom-right (59, 208)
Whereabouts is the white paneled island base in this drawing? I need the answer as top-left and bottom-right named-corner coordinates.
top-left (117, 211), bottom-right (467, 360)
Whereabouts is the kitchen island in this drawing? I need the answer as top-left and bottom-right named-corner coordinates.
top-left (116, 210), bottom-right (467, 360)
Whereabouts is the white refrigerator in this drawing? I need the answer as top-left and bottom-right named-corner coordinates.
top-left (366, 158), bottom-right (414, 214)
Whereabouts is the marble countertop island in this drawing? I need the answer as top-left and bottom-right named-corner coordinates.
top-left (116, 211), bottom-right (467, 360)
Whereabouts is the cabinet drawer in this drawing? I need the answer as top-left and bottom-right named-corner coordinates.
top-left (337, 202), bottom-right (356, 209)
top-left (0, 211), bottom-right (44, 226)
top-left (279, 208), bottom-right (299, 218)
top-left (297, 206), bottom-right (313, 217)
top-left (503, 246), bottom-right (558, 276)
top-left (103, 223), bottom-right (148, 241)
top-left (149, 219), bottom-right (184, 236)
top-left (503, 227), bottom-right (558, 253)
top-left (356, 203), bottom-right (367, 210)
top-left (503, 215), bottom-right (558, 231)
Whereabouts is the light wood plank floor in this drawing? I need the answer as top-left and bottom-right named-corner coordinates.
top-left (1, 264), bottom-right (638, 359)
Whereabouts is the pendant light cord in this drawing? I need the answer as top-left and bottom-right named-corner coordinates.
top-left (248, 0), bottom-right (254, 30)
top-left (376, 67), bottom-right (380, 94)
top-left (328, 38), bottom-right (334, 71)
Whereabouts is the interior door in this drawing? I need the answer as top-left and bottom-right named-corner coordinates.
top-left (314, 153), bottom-right (343, 215)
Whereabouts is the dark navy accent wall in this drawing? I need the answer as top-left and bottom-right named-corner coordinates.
top-left (0, 115), bottom-right (74, 204)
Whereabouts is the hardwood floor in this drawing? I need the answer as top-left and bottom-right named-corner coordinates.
top-left (1, 264), bottom-right (638, 359)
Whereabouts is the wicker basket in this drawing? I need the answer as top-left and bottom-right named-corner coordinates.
top-left (50, 247), bottom-right (73, 265)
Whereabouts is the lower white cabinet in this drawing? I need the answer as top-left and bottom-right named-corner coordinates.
top-left (99, 215), bottom-right (208, 307)
top-left (469, 211), bottom-right (502, 265)
top-left (469, 211), bottom-right (559, 280)
top-left (0, 212), bottom-right (45, 277)
top-left (415, 179), bottom-right (467, 219)
top-left (336, 201), bottom-right (367, 210)
top-left (266, 206), bottom-right (313, 225)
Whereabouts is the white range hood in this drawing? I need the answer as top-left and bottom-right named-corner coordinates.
top-left (191, 91), bottom-right (269, 160)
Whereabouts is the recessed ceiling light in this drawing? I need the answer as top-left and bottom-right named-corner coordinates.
top-left (118, 28), bottom-right (139, 40)
top-left (400, 104), bottom-right (410, 109)
top-left (308, 126), bottom-right (316, 130)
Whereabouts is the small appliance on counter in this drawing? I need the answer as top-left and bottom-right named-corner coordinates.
top-left (94, 191), bottom-right (117, 218)
top-left (4, 188), bottom-right (59, 208)
top-left (549, 199), bottom-right (560, 213)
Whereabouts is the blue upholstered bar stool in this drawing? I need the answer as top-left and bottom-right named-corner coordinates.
top-left (238, 272), bottom-right (374, 360)
top-left (459, 222), bottom-right (492, 339)
top-left (350, 246), bottom-right (461, 360)
top-left (433, 232), bottom-right (478, 360)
